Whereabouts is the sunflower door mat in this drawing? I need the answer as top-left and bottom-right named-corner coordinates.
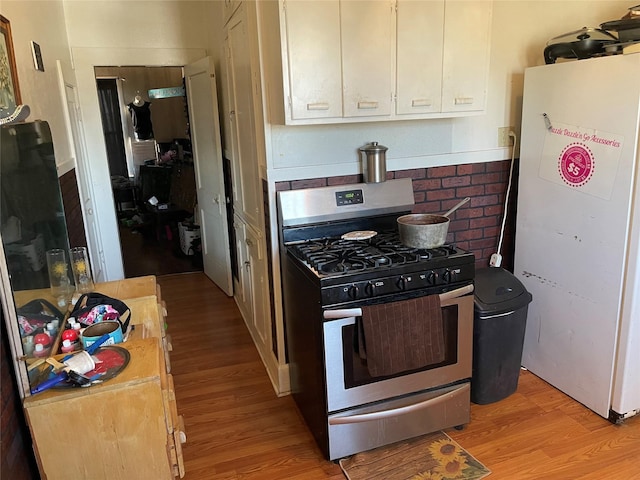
top-left (339, 431), bottom-right (490, 480)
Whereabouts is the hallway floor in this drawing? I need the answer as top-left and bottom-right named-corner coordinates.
top-left (119, 221), bottom-right (200, 278)
top-left (157, 273), bottom-right (343, 480)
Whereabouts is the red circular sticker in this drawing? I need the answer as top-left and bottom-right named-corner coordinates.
top-left (558, 143), bottom-right (594, 187)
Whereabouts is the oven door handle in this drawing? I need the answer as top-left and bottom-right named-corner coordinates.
top-left (322, 283), bottom-right (474, 319)
top-left (328, 384), bottom-right (469, 425)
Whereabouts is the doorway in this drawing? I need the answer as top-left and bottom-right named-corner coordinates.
top-left (95, 66), bottom-right (201, 278)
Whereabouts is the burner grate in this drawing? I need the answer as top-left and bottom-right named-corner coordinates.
top-left (290, 231), bottom-right (463, 277)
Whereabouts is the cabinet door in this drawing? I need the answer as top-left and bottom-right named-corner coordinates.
top-left (396, 0), bottom-right (444, 115)
top-left (245, 224), bottom-right (269, 345)
top-left (233, 218), bottom-right (269, 345)
top-left (441, 1), bottom-right (492, 113)
top-left (282, 0), bottom-right (342, 121)
top-left (233, 216), bottom-right (252, 322)
top-left (341, 0), bottom-right (394, 118)
top-left (226, 6), bottom-right (262, 227)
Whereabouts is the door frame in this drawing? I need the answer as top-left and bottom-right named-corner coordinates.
top-left (71, 47), bottom-right (206, 280)
top-left (56, 60), bottom-right (107, 282)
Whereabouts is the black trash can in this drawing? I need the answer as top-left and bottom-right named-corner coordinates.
top-left (471, 267), bottom-right (532, 405)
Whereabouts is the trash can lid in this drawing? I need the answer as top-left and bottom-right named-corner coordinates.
top-left (474, 267), bottom-right (532, 316)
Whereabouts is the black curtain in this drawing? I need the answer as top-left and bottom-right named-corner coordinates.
top-left (96, 79), bottom-right (128, 178)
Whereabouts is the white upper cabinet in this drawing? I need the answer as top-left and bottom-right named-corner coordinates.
top-left (279, 0), bottom-right (492, 124)
top-left (341, 1), bottom-right (394, 118)
top-left (396, 0), bottom-right (444, 115)
top-left (282, 0), bottom-right (343, 121)
top-left (226, 6), bottom-right (262, 228)
top-left (441, 1), bottom-right (492, 113)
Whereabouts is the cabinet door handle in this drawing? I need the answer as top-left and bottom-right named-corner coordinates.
top-left (306, 102), bottom-right (330, 111)
top-left (411, 99), bottom-right (432, 107)
top-left (357, 101), bottom-right (379, 110)
top-left (454, 97), bottom-right (474, 105)
top-left (245, 238), bottom-right (253, 247)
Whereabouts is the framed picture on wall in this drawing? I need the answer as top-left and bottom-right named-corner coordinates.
top-left (0, 15), bottom-right (22, 111)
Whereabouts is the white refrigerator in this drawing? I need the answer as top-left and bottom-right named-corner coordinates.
top-left (515, 52), bottom-right (640, 421)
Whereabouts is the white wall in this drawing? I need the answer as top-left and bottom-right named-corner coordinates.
top-left (258, 0), bottom-right (632, 182)
top-left (63, 0), bottom-right (210, 49)
top-left (0, 1), bottom-right (75, 174)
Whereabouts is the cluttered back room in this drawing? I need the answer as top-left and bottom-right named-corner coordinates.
top-left (96, 66), bottom-right (202, 278)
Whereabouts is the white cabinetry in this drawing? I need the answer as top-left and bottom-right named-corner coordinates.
top-left (281, 0), bottom-right (394, 123)
top-left (225, 3), bottom-right (262, 228)
top-left (395, 0), bottom-right (444, 115)
top-left (234, 216), bottom-right (252, 322)
top-left (280, 0), bottom-right (492, 124)
top-left (281, 0), bottom-right (342, 121)
top-left (233, 215), bottom-right (270, 345)
top-left (224, 4), bottom-right (273, 375)
top-left (441, 1), bottom-right (492, 113)
top-left (341, 1), bottom-right (394, 118)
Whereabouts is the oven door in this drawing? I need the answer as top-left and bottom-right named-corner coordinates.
top-left (323, 284), bottom-right (473, 413)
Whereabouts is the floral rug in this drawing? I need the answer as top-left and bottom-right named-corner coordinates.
top-left (338, 431), bottom-right (490, 480)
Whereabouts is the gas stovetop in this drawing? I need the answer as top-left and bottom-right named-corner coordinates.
top-left (290, 231), bottom-right (468, 276)
top-left (278, 180), bottom-right (475, 306)
top-left (287, 231), bottom-right (475, 306)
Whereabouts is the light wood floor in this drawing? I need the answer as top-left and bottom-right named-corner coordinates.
top-left (158, 272), bottom-right (640, 480)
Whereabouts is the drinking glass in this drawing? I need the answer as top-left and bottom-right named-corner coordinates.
top-left (46, 248), bottom-right (73, 309)
top-left (70, 246), bottom-right (94, 295)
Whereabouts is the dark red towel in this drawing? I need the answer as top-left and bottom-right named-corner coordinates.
top-left (360, 295), bottom-right (445, 377)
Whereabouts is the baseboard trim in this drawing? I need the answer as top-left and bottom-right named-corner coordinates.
top-left (234, 298), bottom-right (290, 396)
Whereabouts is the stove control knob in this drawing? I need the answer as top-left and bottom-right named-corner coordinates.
top-left (442, 269), bottom-right (452, 283)
top-left (348, 285), bottom-right (359, 300)
top-left (365, 281), bottom-right (376, 297)
top-left (396, 276), bottom-right (408, 291)
top-left (427, 271), bottom-right (437, 285)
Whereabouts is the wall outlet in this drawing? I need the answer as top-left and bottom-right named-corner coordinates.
top-left (498, 127), bottom-right (514, 147)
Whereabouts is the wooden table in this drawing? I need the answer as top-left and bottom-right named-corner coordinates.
top-left (13, 275), bottom-right (159, 309)
top-left (21, 276), bottom-right (185, 479)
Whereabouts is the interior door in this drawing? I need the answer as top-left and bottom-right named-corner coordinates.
top-left (56, 60), bottom-right (106, 282)
top-left (184, 57), bottom-right (233, 296)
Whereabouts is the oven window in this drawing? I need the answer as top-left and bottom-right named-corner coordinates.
top-left (342, 305), bottom-right (458, 388)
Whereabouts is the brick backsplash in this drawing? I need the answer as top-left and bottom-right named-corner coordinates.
top-left (276, 160), bottom-right (518, 271)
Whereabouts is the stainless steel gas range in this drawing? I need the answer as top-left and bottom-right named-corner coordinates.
top-left (277, 178), bottom-right (475, 460)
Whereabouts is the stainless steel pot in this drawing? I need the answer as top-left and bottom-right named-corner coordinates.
top-left (397, 197), bottom-right (470, 248)
top-left (359, 142), bottom-right (387, 183)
